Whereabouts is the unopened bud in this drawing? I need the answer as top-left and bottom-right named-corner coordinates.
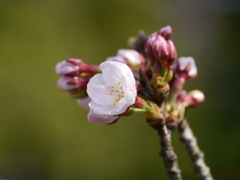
top-left (57, 76), bottom-right (89, 91)
top-left (145, 34), bottom-right (169, 63)
top-left (175, 57), bottom-right (197, 79)
top-left (167, 40), bottom-right (177, 64)
top-left (56, 58), bottom-right (100, 78)
top-left (55, 58), bottom-right (82, 76)
top-left (157, 25), bottom-right (172, 40)
top-left (186, 90), bottom-right (205, 108)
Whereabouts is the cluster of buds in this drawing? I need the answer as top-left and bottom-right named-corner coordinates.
top-left (55, 25), bottom-right (205, 129)
top-left (56, 58), bottom-right (100, 106)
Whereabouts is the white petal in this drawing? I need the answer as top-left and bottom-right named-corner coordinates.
top-left (115, 89), bottom-right (136, 110)
top-left (100, 61), bottom-right (136, 91)
top-left (89, 101), bottom-right (117, 115)
top-left (87, 74), bottom-right (117, 105)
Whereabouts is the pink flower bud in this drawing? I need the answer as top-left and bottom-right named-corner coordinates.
top-left (186, 90), bottom-right (205, 108)
top-left (56, 58), bottom-right (100, 77)
top-left (145, 34), bottom-right (169, 63)
top-left (55, 58), bottom-right (82, 76)
top-left (175, 57), bottom-right (197, 79)
top-left (76, 96), bottom-right (91, 110)
top-left (157, 25), bottom-right (172, 40)
top-left (88, 109), bottom-right (119, 125)
top-left (167, 39), bottom-right (177, 64)
top-left (57, 76), bottom-right (89, 91)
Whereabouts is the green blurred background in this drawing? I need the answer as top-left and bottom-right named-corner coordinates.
top-left (0, 0), bottom-right (240, 179)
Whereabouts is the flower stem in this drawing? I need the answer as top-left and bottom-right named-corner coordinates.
top-left (178, 119), bottom-right (214, 180)
top-left (157, 122), bottom-right (182, 180)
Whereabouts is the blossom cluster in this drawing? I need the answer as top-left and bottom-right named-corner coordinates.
top-left (55, 26), bottom-right (204, 127)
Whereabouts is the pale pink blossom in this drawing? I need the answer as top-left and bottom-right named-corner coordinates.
top-left (87, 61), bottom-right (137, 117)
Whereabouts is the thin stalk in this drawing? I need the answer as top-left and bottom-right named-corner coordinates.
top-left (178, 119), bottom-right (214, 180)
top-left (157, 122), bottom-right (182, 180)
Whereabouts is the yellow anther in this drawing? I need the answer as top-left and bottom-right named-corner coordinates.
top-left (120, 87), bottom-right (123, 89)
top-left (118, 95), bottom-right (121, 97)
top-left (111, 86), bottom-right (114, 88)
top-left (109, 93), bottom-right (113, 95)
top-left (122, 95), bottom-right (124, 98)
top-left (113, 103), bottom-right (116, 105)
top-left (116, 90), bottom-right (119, 92)
top-left (118, 82), bottom-right (121, 84)
top-left (111, 90), bottom-right (114, 92)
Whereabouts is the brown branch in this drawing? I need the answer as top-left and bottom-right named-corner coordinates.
top-left (178, 119), bottom-right (214, 180)
top-left (157, 122), bottom-right (182, 180)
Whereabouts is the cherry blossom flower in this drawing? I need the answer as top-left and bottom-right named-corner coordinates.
top-left (87, 61), bottom-right (137, 117)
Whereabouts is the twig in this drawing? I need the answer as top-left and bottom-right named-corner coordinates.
top-left (157, 122), bottom-right (182, 180)
top-left (178, 119), bottom-right (214, 180)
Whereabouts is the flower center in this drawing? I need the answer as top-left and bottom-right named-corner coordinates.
top-left (109, 81), bottom-right (125, 105)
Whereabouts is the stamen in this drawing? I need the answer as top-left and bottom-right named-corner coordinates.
top-left (111, 86), bottom-right (114, 88)
top-left (109, 93), bottom-right (113, 95)
top-left (118, 82), bottom-right (121, 84)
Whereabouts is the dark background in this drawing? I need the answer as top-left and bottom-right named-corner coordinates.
top-left (0, 0), bottom-right (240, 179)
